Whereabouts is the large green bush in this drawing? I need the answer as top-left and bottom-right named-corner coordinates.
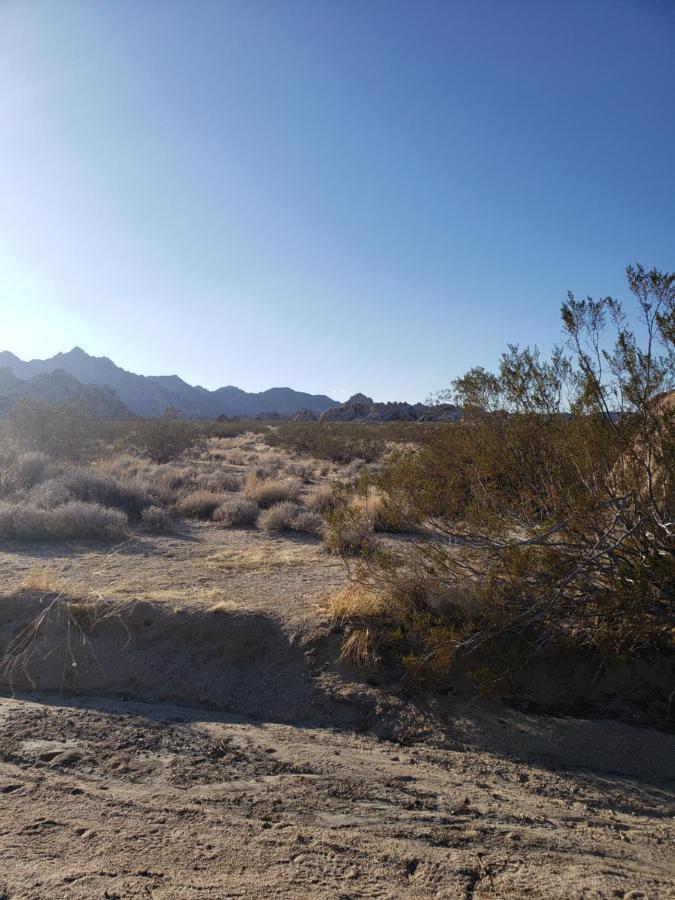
top-left (337, 265), bottom-right (675, 681)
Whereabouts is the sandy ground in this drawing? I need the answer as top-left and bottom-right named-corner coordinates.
top-left (0, 523), bottom-right (347, 631)
top-left (0, 524), bottom-right (673, 897)
top-left (0, 693), bottom-right (673, 899)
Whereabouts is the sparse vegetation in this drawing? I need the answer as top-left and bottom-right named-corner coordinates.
top-left (0, 500), bottom-right (128, 542)
top-left (141, 505), bottom-right (173, 532)
top-left (329, 265), bottom-right (675, 689)
top-left (257, 501), bottom-right (323, 536)
top-left (1, 267), bottom-right (671, 709)
top-left (175, 490), bottom-right (224, 520)
top-left (266, 422), bottom-right (388, 463)
top-left (243, 474), bottom-right (300, 508)
top-left (9, 400), bottom-right (94, 460)
top-left (213, 497), bottom-right (260, 528)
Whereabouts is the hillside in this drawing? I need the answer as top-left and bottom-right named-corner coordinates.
top-left (0, 348), bottom-right (337, 419)
top-left (0, 367), bottom-right (131, 419)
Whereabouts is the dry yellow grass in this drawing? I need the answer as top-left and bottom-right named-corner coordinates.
top-left (209, 542), bottom-right (324, 572)
top-left (326, 583), bottom-right (389, 623)
top-left (243, 474), bottom-right (300, 508)
top-left (338, 628), bottom-right (381, 668)
top-left (13, 567), bottom-right (73, 596)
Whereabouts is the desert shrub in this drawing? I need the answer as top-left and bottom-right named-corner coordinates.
top-left (293, 509), bottom-right (325, 536)
top-left (0, 452), bottom-right (49, 498)
top-left (152, 465), bottom-right (194, 501)
top-left (350, 492), bottom-right (408, 533)
top-left (141, 505), bottom-right (173, 532)
top-left (0, 451), bottom-right (52, 496)
top-left (175, 490), bottom-right (224, 520)
top-left (119, 416), bottom-right (200, 463)
top-left (257, 501), bottom-right (323, 536)
top-left (196, 471), bottom-right (242, 492)
top-left (0, 500), bottom-right (127, 542)
top-left (213, 497), bottom-right (259, 528)
top-left (49, 501), bottom-right (128, 540)
top-left (0, 503), bottom-right (50, 541)
top-left (94, 455), bottom-right (192, 505)
top-left (243, 475), bottom-right (300, 508)
top-left (303, 484), bottom-right (338, 514)
top-left (26, 477), bottom-right (73, 509)
top-left (257, 501), bottom-right (301, 533)
top-left (57, 469), bottom-right (152, 520)
top-left (255, 458), bottom-right (284, 479)
top-left (323, 502), bottom-right (375, 556)
top-left (342, 458), bottom-right (366, 480)
top-left (224, 450), bottom-right (247, 466)
top-left (338, 264), bottom-right (675, 686)
top-left (9, 399), bottom-right (94, 460)
top-left (266, 422), bottom-right (387, 463)
top-left (287, 462), bottom-right (313, 481)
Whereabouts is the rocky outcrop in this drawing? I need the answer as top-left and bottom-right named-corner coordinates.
top-left (320, 394), bottom-right (461, 423)
top-left (292, 409), bottom-right (318, 422)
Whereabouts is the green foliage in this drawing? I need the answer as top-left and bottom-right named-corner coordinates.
top-left (340, 264), bottom-right (675, 686)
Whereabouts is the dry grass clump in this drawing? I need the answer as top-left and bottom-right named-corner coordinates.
top-left (327, 584), bottom-right (392, 668)
top-left (303, 484), bottom-right (334, 513)
top-left (3, 580), bottom-right (135, 691)
top-left (175, 490), bottom-right (224, 520)
top-left (94, 454), bottom-right (194, 504)
top-left (141, 505), bottom-right (173, 533)
top-left (257, 501), bottom-right (323, 536)
top-left (243, 474), bottom-right (300, 508)
top-left (341, 458), bottom-right (367, 480)
top-left (14, 567), bottom-right (73, 596)
top-left (339, 628), bottom-right (383, 668)
top-left (25, 478), bottom-right (73, 509)
top-left (350, 493), bottom-right (406, 533)
top-left (254, 458), bottom-right (284, 480)
top-left (326, 573), bottom-right (474, 675)
top-left (0, 500), bottom-right (128, 542)
top-left (94, 453), bottom-right (146, 479)
top-left (196, 471), bottom-right (242, 493)
top-left (213, 497), bottom-right (260, 528)
top-left (0, 450), bottom-right (52, 495)
top-left (57, 469), bottom-right (152, 520)
top-left (224, 450), bottom-right (246, 466)
top-left (329, 583), bottom-right (390, 622)
top-left (286, 462), bottom-right (313, 482)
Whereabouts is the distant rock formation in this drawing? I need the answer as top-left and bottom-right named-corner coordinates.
top-left (320, 393), bottom-right (461, 423)
top-left (292, 409), bottom-right (318, 422)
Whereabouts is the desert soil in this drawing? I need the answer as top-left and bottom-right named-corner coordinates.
top-left (0, 693), bottom-right (673, 900)
top-left (0, 524), bottom-right (673, 898)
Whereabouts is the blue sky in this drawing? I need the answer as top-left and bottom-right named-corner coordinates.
top-left (1, 0), bottom-right (673, 402)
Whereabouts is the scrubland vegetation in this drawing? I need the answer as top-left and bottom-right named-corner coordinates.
top-left (1, 265), bottom-right (672, 716)
top-left (323, 266), bottom-right (675, 699)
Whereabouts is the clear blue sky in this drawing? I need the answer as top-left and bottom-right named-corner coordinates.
top-left (1, 0), bottom-right (673, 402)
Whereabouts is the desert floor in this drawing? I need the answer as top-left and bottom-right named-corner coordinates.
top-left (0, 438), bottom-right (673, 898)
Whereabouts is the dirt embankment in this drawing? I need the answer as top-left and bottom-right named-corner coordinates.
top-left (0, 590), bottom-right (673, 898)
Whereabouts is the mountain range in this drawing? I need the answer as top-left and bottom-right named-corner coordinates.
top-left (0, 348), bottom-right (337, 419)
